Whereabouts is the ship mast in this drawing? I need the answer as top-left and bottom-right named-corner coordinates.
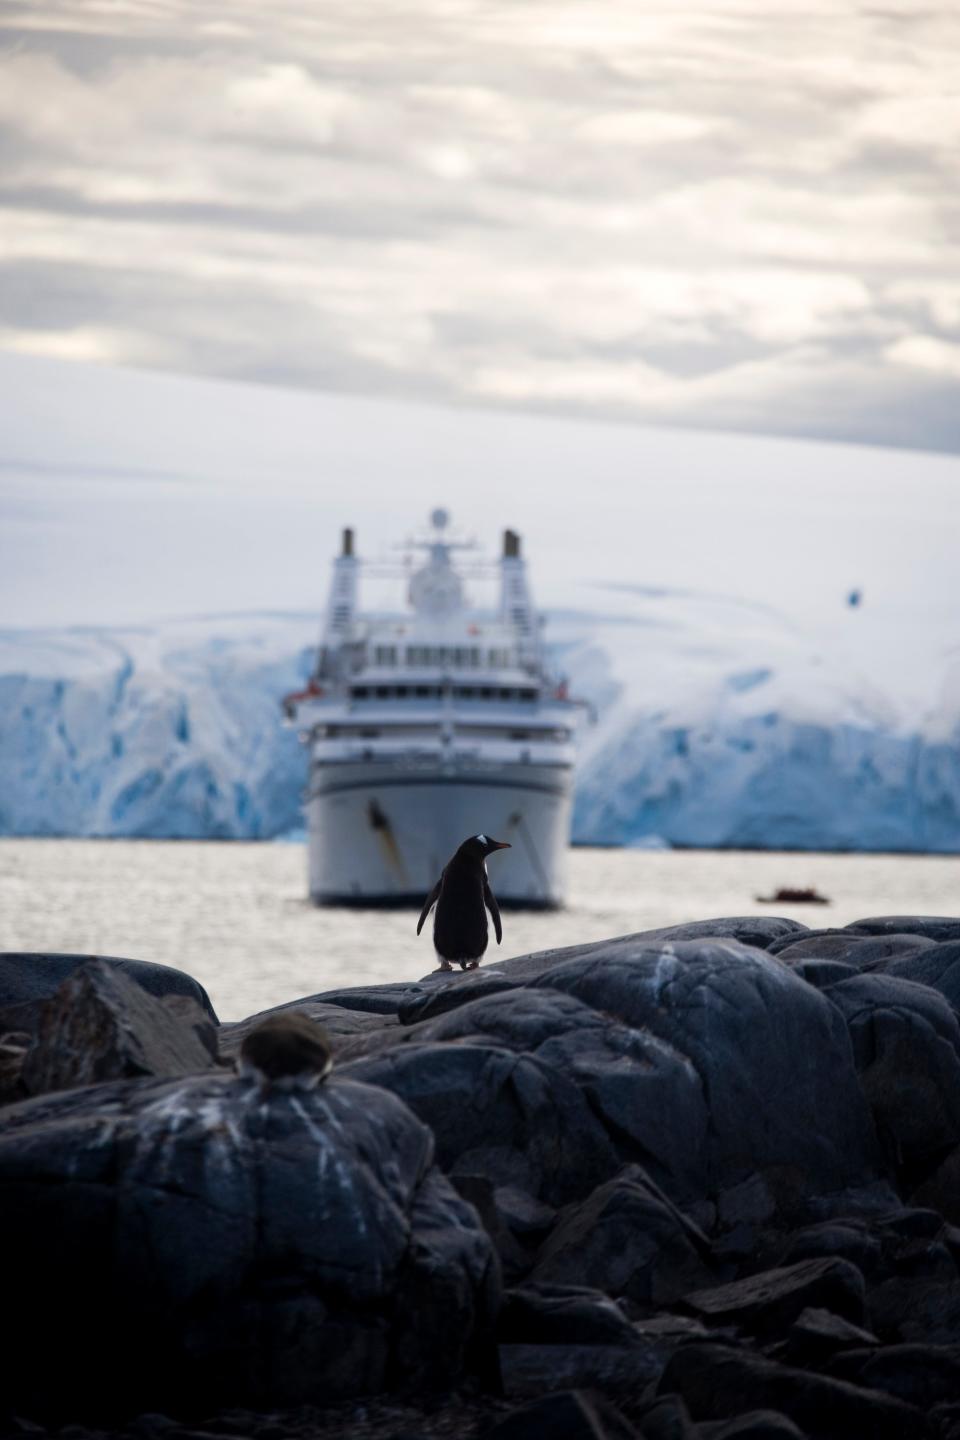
top-left (317, 527), bottom-right (359, 678)
top-left (499, 529), bottom-right (540, 672)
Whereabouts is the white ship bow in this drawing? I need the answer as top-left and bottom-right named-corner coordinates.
top-left (284, 511), bottom-right (583, 906)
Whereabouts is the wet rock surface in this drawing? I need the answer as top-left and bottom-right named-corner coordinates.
top-left (6, 914), bottom-right (960, 1436)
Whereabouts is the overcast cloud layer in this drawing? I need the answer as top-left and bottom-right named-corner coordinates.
top-left (1, 1), bottom-right (959, 451)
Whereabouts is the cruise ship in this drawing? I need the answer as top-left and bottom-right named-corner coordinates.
top-left (283, 510), bottom-right (584, 906)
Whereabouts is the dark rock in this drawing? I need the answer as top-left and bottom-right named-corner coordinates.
top-left (846, 917), bottom-right (960, 943)
top-left (451, 1174), bottom-right (531, 1280)
top-left (532, 1166), bottom-right (715, 1309)
top-left (682, 1257), bottom-right (866, 1335)
top-left (868, 1276), bottom-right (960, 1344)
top-left (767, 928), bottom-right (851, 958)
top-left (485, 919), bottom-right (807, 985)
top-left (701, 1414), bottom-right (805, 1440)
top-left (20, 960), bottom-right (219, 1097)
top-left (825, 973), bottom-right (960, 1180)
top-left (912, 1145), bottom-right (960, 1224)
top-left (780, 1220), bottom-right (883, 1274)
top-left (497, 1284), bottom-right (638, 1347)
top-left (0, 1069), bottom-right (498, 1416)
top-left (498, 1344), bottom-right (663, 1403)
top-left (880, 942), bottom-right (960, 1014)
top-left (308, 983), bottom-right (423, 1015)
top-left (527, 939), bottom-right (880, 1207)
top-left (634, 1394), bottom-right (698, 1440)
top-left (398, 972), bottom-right (519, 1026)
top-left (494, 1185), bottom-right (556, 1243)
top-left (0, 951), bottom-right (218, 1029)
top-left (343, 1041), bottom-right (618, 1206)
top-left (660, 1341), bottom-right (926, 1439)
top-left (623, 917), bottom-right (808, 950)
top-left (416, 987), bottom-right (711, 1201)
top-left (783, 1305), bottom-right (879, 1358)
top-left (839, 936), bottom-right (939, 966)
top-left (827, 1342), bottom-right (960, 1406)
top-left (0, 1029), bottom-right (30, 1102)
top-left (788, 958), bottom-right (858, 988)
top-left (479, 1389), bottom-right (637, 1440)
top-left (782, 1208), bottom-right (958, 1294)
top-left (772, 932), bottom-right (935, 966)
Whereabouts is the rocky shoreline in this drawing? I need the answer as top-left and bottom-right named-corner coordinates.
top-left (3, 913), bottom-right (960, 1438)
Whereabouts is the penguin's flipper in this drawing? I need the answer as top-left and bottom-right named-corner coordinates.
top-left (483, 878), bottom-right (503, 944)
top-left (416, 877), bottom-right (442, 935)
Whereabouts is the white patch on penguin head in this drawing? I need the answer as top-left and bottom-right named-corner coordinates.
top-left (476, 833), bottom-right (487, 845)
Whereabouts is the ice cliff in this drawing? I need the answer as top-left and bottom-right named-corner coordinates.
top-left (1, 591), bottom-right (957, 851)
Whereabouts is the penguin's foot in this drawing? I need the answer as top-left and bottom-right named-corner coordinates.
top-left (438, 960), bottom-right (454, 972)
top-left (463, 960), bottom-right (480, 970)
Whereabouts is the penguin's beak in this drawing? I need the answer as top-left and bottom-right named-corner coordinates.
top-left (489, 840), bottom-right (511, 850)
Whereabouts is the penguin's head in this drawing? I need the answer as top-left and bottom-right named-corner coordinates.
top-left (458, 832), bottom-right (511, 863)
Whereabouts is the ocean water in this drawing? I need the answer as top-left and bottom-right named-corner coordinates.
top-left (0, 838), bottom-right (956, 1022)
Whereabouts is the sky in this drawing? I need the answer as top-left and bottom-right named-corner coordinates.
top-left (1, 1), bottom-right (959, 453)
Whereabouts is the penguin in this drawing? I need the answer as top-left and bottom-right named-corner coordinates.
top-left (238, 1012), bottom-right (333, 1093)
top-left (417, 833), bottom-right (511, 971)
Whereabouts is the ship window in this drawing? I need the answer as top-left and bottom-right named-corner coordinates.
top-left (352, 686), bottom-right (369, 698)
top-left (456, 686), bottom-right (476, 699)
top-left (374, 645), bottom-right (397, 666)
top-left (360, 728), bottom-right (379, 738)
top-left (414, 685), bottom-right (430, 698)
top-left (510, 730), bottom-right (530, 740)
top-left (375, 686), bottom-right (390, 698)
top-left (520, 689), bottom-right (537, 703)
top-left (498, 688), bottom-right (513, 701)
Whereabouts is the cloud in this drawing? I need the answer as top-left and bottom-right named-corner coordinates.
top-left (0, 2), bottom-right (958, 452)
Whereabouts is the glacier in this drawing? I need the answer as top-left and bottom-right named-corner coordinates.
top-left (1, 354), bottom-right (957, 852)
top-left (1, 591), bottom-right (957, 851)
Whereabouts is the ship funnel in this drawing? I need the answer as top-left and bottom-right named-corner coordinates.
top-left (341, 527), bottom-right (354, 557)
top-left (503, 529), bottom-right (521, 559)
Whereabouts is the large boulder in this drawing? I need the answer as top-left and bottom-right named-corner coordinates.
top-left (0, 1068), bottom-right (498, 1417)
top-left (481, 919), bottom-right (807, 986)
top-left (410, 988), bottom-right (710, 1202)
top-left (343, 1041), bottom-right (619, 1207)
top-left (845, 918), bottom-right (960, 944)
top-left (876, 942), bottom-right (960, 1014)
top-left (20, 959), bottom-right (218, 1097)
top-left (531, 1166), bottom-right (716, 1309)
top-left (524, 939), bottom-right (880, 1210)
top-left (0, 950), bottom-right (219, 1034)
top-left (772, 933), bottom-right (934, 967)
top-left (825, 974), bottom-right (960, 1182)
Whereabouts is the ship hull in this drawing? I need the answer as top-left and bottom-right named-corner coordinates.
top-left (306, 760), bottom-right (573, 906)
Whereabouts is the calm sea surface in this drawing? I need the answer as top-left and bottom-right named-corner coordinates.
top-left (0, 839), bottom-right (956, 1022)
